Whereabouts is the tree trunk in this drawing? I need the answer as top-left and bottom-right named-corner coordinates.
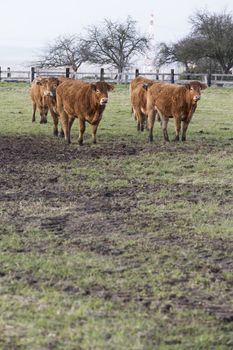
top-left (117, 68), bottom-right (123, 84)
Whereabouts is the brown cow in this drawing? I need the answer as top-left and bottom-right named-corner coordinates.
top-left (129, 76), bottom-right (154, 94)
top-left (130, 76), bottom-right (154, 131)
top-left (30, 77), bottom-right (49, 123)
top-left (56, 80), bottom-right (114, 145)
top-left (145, 80), bottom-right (207, 142)
top-left (41, 76), bottom-right (69, 136)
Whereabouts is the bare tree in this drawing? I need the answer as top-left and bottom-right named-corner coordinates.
top-left (82, 17), bottom-right (150, 74)
top-left (35, 35), bottom-right (87, 72)
top-left (156, 9), bottom-right (233, 74)
top-left (156, 36), bottom-right (210, 72)
top-left (190, 10), bottom-right (233, 73)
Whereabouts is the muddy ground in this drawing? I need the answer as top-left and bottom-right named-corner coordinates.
top-left (0, 133), bottom-right (233, 330)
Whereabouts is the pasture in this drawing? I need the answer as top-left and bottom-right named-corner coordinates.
top-left (0, 81), bottom-right (233, 349)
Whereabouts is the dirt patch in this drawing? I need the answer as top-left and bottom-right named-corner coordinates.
top-left (0, 134), bottom-right (233, 325)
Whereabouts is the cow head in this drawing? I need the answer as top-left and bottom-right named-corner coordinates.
top-left (42, 77), bottom-right (60, 98)
top-left (142, 82), bottom-right (154, 90)
top-left (91, 81), bottom-right (114, 105)
top-left (185, 81), bottom-right (207, 104)
top-left (33, 77), bottom-right (44, 85)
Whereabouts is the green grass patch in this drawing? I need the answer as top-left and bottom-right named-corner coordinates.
top-left (0, 82), bottom-right (233, 349)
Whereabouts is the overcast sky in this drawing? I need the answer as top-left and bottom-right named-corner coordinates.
top-left (0, 0), bottom-right (232, 68)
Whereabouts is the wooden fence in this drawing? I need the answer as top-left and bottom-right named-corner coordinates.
top-left (1, 66), bottom-right (233, 87)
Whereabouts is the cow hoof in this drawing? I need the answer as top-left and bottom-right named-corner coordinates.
top-left (181, 137), bottom-right (186, 142)
top-left (79, 140), bottom-right (83, 146)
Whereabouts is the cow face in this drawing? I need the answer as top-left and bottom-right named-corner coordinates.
top-left (186, 81), bottom-right (207, 104)
top-left (142, 82), bottom-right (154, 90)
top-left (42, 77), bottom-right (60, 98)
top-left (32, 77), bottom-right (44, 86)
top-left (91, 82), bottom-right (114, 106)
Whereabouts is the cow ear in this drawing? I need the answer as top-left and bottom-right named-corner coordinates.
top-left (54, 78), bottom-right (60, 87)
top-left (143, 83), bottom-right (148, 90)
top-left (200, 83), bottom-right (208, 90)
top-left (38, 77), bottom-right (48, 84)
top-left (91, 83), bottom-right (96, 91)
top-left (107, 83), bottom-right (114, 91)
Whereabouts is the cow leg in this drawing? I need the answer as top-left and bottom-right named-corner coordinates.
top-left (134, 108), bottom-right (141, 132)
top-left (50, 109), bottom-right (59, 136)
top-left (161, 116), bottom-right (170, 142)
top-left (91, 121), bottom-right (100, 144)
top-left (32, 102), bottom-right (36, 122)
top-left (131, 107), bottom-right (135, 120)
top-left (59, 111), bottom-right (71, 144)
top-left (147, 110), bottom-right (156, 142)
top-left (181, 107), bottom-right (195, 141)
top-left (140, 114), bottom-right (146, 132)
top-left (173, 117), bottom-right (181, 141)
top-left (39, 108), bottom-right (44, 124)
top-left (137, 116), bottom-right (143, 132)
top-left (59, 128), bottom-right (64, 138)
top-left (78, 119), bottom-right (86, 146)
top-left (40, 106), bottom-right (48, 124)
top-left (44, 106), bottom-right (48, 123)
top-left (68, 117), bottom-right (75, 133)
top-left (181, 120), bottom-right (189, 141)
top-left (42, 96), bottom-right (48, 123)
top-left (145, 116), bottom-right (148, 130)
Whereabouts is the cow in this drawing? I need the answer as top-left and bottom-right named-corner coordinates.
top-left (41, 76), bottom-right (69, 136)
top-left (145, 80), bottom-right (207, 142)
top-left (129, 75), bottom-right (154, 95)
top-left (30, 77), bottom-right (49, 124)
top-left (56, 80), bottom-right (114, 145)
top-left (130, 76), bottom-right (155, 131)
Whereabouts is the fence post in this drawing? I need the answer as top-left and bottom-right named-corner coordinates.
top-left (7, 67), bottom-right (11, 78)
top-left (100, 68), bottom-right (104, 81)
top-left (0, 66), bottom-right (1, 81)
top-left (156, 69), bottom-right (159, 80)
top-left (31, 67), bottom-right (35, 82)
top-left (170, 69), bottom-right (175, 84)
top-left (65, 68), bottom-right (70, 78)
top-left (207, 72), bottom-right (212, 87)
top-left (135, 69), bottom-right (139, 77)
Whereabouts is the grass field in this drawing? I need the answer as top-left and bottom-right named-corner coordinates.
top-left (0, 81), bottom-right (233, 349)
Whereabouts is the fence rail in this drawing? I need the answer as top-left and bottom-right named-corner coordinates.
top-left (1, 66), bottom-right (233, 86)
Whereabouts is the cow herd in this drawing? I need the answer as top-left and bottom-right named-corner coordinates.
top-left (130, 76), bottom-right (207, 142)
top-left (30, 76), bottom-right (114, 145)
top-left (30, 75), bottom-right (207, 145)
